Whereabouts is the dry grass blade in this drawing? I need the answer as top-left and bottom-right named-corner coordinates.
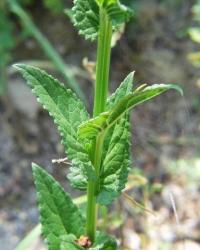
top-left (122, 192), bottom-right (156, 216)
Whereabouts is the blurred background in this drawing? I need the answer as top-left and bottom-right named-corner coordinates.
top-left (0, 0), bottom-right (200, 249)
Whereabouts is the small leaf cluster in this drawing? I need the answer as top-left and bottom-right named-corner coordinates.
top-left (71, 0), bottom-right (133, 40)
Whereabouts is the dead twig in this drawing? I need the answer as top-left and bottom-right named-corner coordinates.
top-left (122, 192), bottom-right (156, 216)
top-left (52, 157), bottom-right (72, 165)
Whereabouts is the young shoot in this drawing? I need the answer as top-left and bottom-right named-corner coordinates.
top-left (15, 0), bottom-right (182, 249)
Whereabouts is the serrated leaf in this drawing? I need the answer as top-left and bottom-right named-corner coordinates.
top-left (90, 231), bottom-right (117, 250)
top-left (32, 163), bottom-right (85, 250)
top-left (14, 64), bottom-right (95, 189)
top-left (97, 72), bottom-right (133, 205)
top-left (78, 83), bottom-right (183, 140)
top-left (71, 0), bottom-right (99, 41)
top-left (71, 0), bottom-right (133, 41)
top-left (78, 79), bottom-right (182, 205)
top-left (97, 116), bottom-right (131, 205)
top-left (101, 0), bottom-right (133, 26)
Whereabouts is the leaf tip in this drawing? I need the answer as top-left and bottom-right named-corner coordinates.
top-left (32, 162), bottom-right (40, 174)
top-left (130, 70), bottom-right (135, 78)
top-left (13, 63), bottom-right (25, 71)
top-left (167, 84), bottom-right (184, 96)
top-left (124, 70), bottom-right (135, 88)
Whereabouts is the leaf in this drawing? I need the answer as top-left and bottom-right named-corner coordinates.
top-left (61, 234), bottom-right (84, 250)
top-left (78, 79), bottom-right (182, 205)
top-left (32, 163), bottom-right (85, 250)
top-left (78, 83), bottom-right (183, 140)
top-left (61, 242), bottom-right (84, 250)
top-left (90, 231), bottom-right (117, 250)
top-left (101, 0), bottom-right (133, 26)
top-left (97, 116), bottom-right (131, 205)
top-left (71, 0), bottom-right (133, 41)
top-left (106, 72), bottom-right (135, 108)
top-left (14, 64), bottom-right (95, 189)
top-left (97, 72), bottom-right (133, 205)
top-left (71, 0), bottom-right (99, 41)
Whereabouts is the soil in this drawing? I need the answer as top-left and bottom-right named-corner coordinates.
top-left (0, 0), bottom-right (200, 249)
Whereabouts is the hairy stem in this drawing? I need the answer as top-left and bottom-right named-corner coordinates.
top-left (86, 8), bottom-right (112, 241)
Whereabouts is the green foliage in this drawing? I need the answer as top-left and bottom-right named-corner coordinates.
top-left (72, 0), bottom-right (133, 41)
top-left (71, 0), bottom-right (99, 41)
top-left (90, 231), bottom-right (117, 249)
top-left (14, 64), bottom-right (95, 189)
top-left (97, 72), bottom-right (133, 205)
top-left (78, 83), bottom-right (183, 140)
top-left (61, 241), bottom-right (83, 250)
top-left (16, 63), bottom-right (182, 247)
top-left (32, 163), bottom-right (85, 250)
top-left (77, 76), bottom-right (182, 205)
top-left (61, 234), bottom-right (84, 250)
top-left (15, 0), bottom-right (183, 248)
top-left (32, 162), bottom-right (117, 250)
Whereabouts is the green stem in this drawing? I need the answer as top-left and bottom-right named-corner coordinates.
top-left (86, 8), bottom-right (112, 242)
top-left (93, 8), bottom-right (113, 116)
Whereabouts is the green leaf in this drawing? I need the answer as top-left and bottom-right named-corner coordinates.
top-left (71, 0), bottom-right (99, 41)
top-left (97, 72), bottom-right (133, 205)
top-left (61, 242), bottom-right (84, 250)
top-left (71, 72), bottom-right (134, 199)
top-left (78, 83), bottom-right (183, 140)
top-left (90, 231), bottom-right (117, 250)
top-left (99, 0), bottom-right (133, 26)
top-left (14, 64), bottom-right (95, 189)
top-left (97, 115), bottom-right (131, 205)
top-left (32, 163), bottom-right (85, 250)
top-left (61, 234), bottom-right (84, 250)
top-left (71, 0), bottom-right (133, 41)
top-left (106, 72), bottom-right (135, 109)
top-left (78, 79), bottom-right (182, 205)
